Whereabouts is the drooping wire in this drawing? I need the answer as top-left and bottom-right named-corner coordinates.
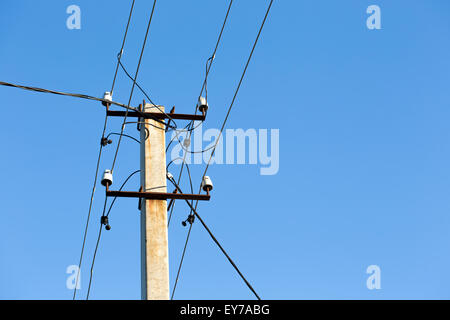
top-left (200, 0), bottom-right (274, 181)
top-left (118, 59), bottom-right (179, 132)
top-left (167, 0), bottom-right (234, 228)
top-left (111, 0), bottom-right (136, 95)
top-left (105, 169), bottom-right (140, 217)
top-left (165, 123), bottom-right (192, 152)
top-left (166, 157), bottom-right (194, 226)
top-left (198, 0), bottom-right (234, 109)
top-left (170, 0), bottom-right (274, 299)
top-left (0, 81), bottom-right (139, 112)
top-left (171, 222), bottom-right (193, 300)
top-left (85, 169), bottom-right (166, 299)
top-left (167, 178), bottom-right (261, 300)
top-left (72, 113), bottom-right (109, 300)
top-left (106, 132), bottom-right (140, 145)
top-left (177, 0), bottom-right (234, 161)
top-left (111, 0), bottom-right (158, 173)
top-left (72, 0), bottom-right (137, 300)
top-left (104, 169), bottom-right (166, 218)
top-left (86, 195), bottom-right (108, 300)
top-left (162, 0), bottom-right (233, 158)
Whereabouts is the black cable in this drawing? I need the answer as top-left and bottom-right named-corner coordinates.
top-left (85, 170), bottom-right (167, 299)
top-left (118, 60), bottom-right (178, 130)
top-left (167, 158), bottom-right (194, 197)
top-left (198, 0), bottom-right (234, 108)
top-left (166, 157), bottom-right (194, 226)
top-left (167, 0), bottom-right (234, 228)
top-left (179, 0), bottom-right (234, 157)
top-left (111, 0), bottom-right (136, 95)
top-left (111, 0), bottom-right (157, 173)
top-left (0, 81), bottom-right (138, 112)
top-left (106, 132), bottom-right (140, 144)
top-left (165, 123), bottom-right (191, 152)
top-left (119, 60), bottom-right (156, 106)
top-left (105, 170), bottom-right (140, 218)
top-left (167, 178), bottom-right (261, 300)
top-left (169, 0), bottom-right (273, 300)
top-left (86, 195), bottom-right (108, 300)
top-left (165, 121), bottom-right (205, 154)
top-left (123, 121), bottom-right (164, 136)
top-left (72, 113), bottom-right (109, 300)
top-left (171, 222), bottom-right (193, 300)
top-left (105, 169), bottom-right (166, 218)
top-left (72, 0), bottom-right (137, 300)
top-left (200, 0), bottom-right (274, 180)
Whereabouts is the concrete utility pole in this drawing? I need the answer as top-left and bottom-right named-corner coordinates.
top-left (140, 103), bottom-right (170, 300)
top-left (105, 102), bottom-right (208, 300)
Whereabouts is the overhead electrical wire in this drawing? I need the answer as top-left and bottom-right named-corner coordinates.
top-left (118, 59), bottom-right (179, 132)
top-left (105, 169), bottom-right (166, 219)
top-left (167, 178), bottom-right (261, 300)
top-left (106, 132), bottom-right (140, 145)
top-left (86, 195), bottom-right (108, 300)
top-left (111, 0), bottom-right (136, 95)
top-left (105, 170), bottom-right (140, 219)
top-left (111, 0), bottom-right (158, 173)
top-left (166, 157), bottom-right (194, 226)
top-left (171, 0), bottom-right (274, 300)
top-left (86, 1), bottom-right (159, 298)
top-left (0, 0), bottom-right (273, 300)
top-left (72, 0), bottom-right (136, 300)
top-left (168, 0), bottom-right (234, 228)
top-left (86, 168), bottom-right (166, 299)
top-left (0, 81), bottom-right (137, 112)
top-left (89, 168), bottom-right (140, 301)
top-left (73, 113), bottom-right (109, 301)
top-left (200, 0), bottom-right (274, 181)
top-left (171, 222), bottom-right (193, 300)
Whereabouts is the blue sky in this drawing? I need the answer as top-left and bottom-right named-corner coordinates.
top-left (1, 0), bottom-right (450, 300)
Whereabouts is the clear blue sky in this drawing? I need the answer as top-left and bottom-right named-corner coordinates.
top-left (1, 0), bottom-right (450, 300)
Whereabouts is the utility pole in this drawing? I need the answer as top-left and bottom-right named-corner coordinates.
top-left (105, 102), bottom-right (210, 300)
top-left (140, 103), bottom-right (169, 300)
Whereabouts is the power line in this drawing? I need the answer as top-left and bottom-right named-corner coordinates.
top-left (193, 209), bottom-right (261, 300)
top-left (200, 0), bottom-right (274, 180)
top-left (169, 0), bottom-right (274, 300)
top-left (0, 81), bottom-right (137, 111)
top-left (86, 195), bottom-right (108, 300)
top-left (1, 0), bottom-right (273, 300)
top-left (111, 0), bottom-right (158, 173)
top-left (106, 132), bottom-right (140, 145)
top-left (168, 0), bottom-right (234, 228)
top-left (118, 59), bottom-right (179, 132)
top-left (87, 170), bottom-right (139, 299)
top-left (104, 170), bottom-right (166, 218)
top-left (72, 114), bottom-right (108, 300)
top-left (179, 0), bottom-right (234, 162)
top-left (72, 0), bottom-right (137, 300)
top-left (85, 169), bottom-right (167, 299)
top-left (167, 157), bottom-right (194, 226)
top-left (84, 0), bottom-right (273, 299)
top-left (168, 178), bottom-right (261, 300)
top-left (105, 169), bottom-right (140, 218)
top-left (110, 0), bottom-right (136, 95)
top-left (171, 222), bottom-right (193, 300)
